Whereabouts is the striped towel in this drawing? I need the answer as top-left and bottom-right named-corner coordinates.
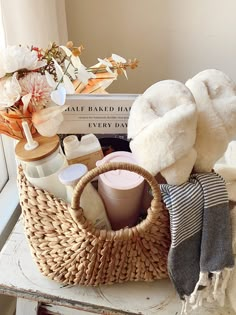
top-left (160, 172), bottom-right (234, 314)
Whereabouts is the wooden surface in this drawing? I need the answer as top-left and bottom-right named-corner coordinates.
top-left (0, 218), bottom-right (235, 315)
top-left (15, 135), bottom-right (59, 162)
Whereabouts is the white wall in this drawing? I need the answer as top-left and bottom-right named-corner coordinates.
top-left (65, 0), bottom-right (236, 93)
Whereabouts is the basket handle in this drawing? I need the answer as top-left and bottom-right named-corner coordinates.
top-left (70, 162), bottom-right (163, 236)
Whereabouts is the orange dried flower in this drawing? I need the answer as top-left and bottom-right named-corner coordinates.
top-left (72, 45), bottom-right (84, 57)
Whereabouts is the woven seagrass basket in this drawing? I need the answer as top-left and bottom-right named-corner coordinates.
top-left (18, 162), bottom-right (170, 286)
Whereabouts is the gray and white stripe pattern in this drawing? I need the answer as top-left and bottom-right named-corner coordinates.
top-left (159, 172), bottom-right (233, 303)
top-left (160, 173), bottom-right (228, 248)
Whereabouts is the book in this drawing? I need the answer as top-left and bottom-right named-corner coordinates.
top-left (58, 94), bottom-right (138, 135)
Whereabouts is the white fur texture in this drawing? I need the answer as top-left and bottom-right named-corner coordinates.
top-left (160, 149), bottom-right (197, 185)
top-left (128, 80), bottom-right (197, 184)
top-left (186, 69), bottom-right (236, 172)
top-left (214, 140), bottom-right (236, 201)
top-left (214, 164), bottom-right (236, 184)
top-left (225, 141), bottom-right (236, 165)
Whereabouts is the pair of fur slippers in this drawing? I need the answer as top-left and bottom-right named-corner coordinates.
top-left (128, 69), bottom-right (236, 185)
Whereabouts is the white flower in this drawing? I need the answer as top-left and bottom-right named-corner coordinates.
top-left (111, 53), bottom-right (126, 64)
top-left (0, 73), bottom-right (21, 109)
top-left (60, 45), bottom-right (82, 69)
top-left (0, 46), bottom-right (46, 78)
top-left (45, 65), bottom-right (74, 106)
top-left (76, 64), bottom-right (96, 84)
top-left (97, 58), bottom-right (114, 74)
top-left (60, 45), bottom-right (95, 84)
top-left (22, 93), bottom-right (32, 114)
top-left (112, 53), bottom-right (128, 79)
top-left (19, 72), bottom-right (52, 110)
top-left (51, 58), bottom-right (75, 94)
top-left (32, 105), bottom-right (68, 137)
top-left (64, 59), bottom-right (76, 80)
top-left (45, 71), bottom-right (57, 89)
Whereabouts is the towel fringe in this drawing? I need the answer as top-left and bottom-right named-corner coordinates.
top-left (181, 296), bottom-right (190, 315)
top-left (212, 268), bottom-right (232, 306)
top-left (212, 271), bottom-right (221, 298)
top-left (187, 268), bottom-right (233, 312)
top-left (189, 271), bottom-right (208, 304)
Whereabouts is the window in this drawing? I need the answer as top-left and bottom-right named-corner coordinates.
top-left (0, 2), bottom-right (21, 250)
top-left (0, 136), bottom-right (8, 192)
top-left (0, 136), bottom-right (21, 250)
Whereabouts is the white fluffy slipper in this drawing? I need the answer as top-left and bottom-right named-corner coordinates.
top-left (214, 163), bottom-right (236, 183)
top-left (214, 141), bottom-right (236, 201)
top-left (128, 80), bottom-right (197, 185)
top-left (186, 69), bottom-right (236, 172)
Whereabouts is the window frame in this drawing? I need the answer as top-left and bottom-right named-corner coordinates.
top-left (0, 136), bottom-right (8, 192)
top-left (0, 135), bottom-right (21, 250)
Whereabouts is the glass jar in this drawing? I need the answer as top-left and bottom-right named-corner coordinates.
top-left (15, 135), bottom-right (67, 200)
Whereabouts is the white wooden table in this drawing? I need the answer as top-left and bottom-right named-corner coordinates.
top-left (0, 218), bottom-right (235, 315)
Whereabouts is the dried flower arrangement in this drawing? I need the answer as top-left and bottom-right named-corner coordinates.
top-left (0, 41), bottom-right (138, 139)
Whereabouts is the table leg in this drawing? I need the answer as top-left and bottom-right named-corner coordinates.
top-left (16, 297), bottom-right (39, 315)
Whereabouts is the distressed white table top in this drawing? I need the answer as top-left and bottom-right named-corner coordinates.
top-left (0, 218), bottom-right (234, 315)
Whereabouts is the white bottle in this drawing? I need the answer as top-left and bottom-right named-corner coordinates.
top-left (63, 134), bottom-right (104, 170)
top-left (15, 134), bottom-right (67, 200)
top-left (58, 163), bottom-right (111, 230)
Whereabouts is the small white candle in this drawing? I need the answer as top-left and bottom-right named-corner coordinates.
top-left (22, 121), bottom-right (39, 151)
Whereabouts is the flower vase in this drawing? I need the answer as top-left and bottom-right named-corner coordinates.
top-left (0, 110), bottom-right (38, 140)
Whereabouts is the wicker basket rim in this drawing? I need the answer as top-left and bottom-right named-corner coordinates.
top-left (70, 161), bottom-right (165, 238)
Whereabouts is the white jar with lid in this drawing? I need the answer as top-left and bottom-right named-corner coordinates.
top-left (15, 134), bottom-right (67, 200)
top-left (96, 151), bottom-right (145, 230)
top-left (58, 163), bottom-right (111, 230)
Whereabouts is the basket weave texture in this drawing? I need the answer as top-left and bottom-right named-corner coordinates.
top-left (18, 162), bottom-right (170, 286)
